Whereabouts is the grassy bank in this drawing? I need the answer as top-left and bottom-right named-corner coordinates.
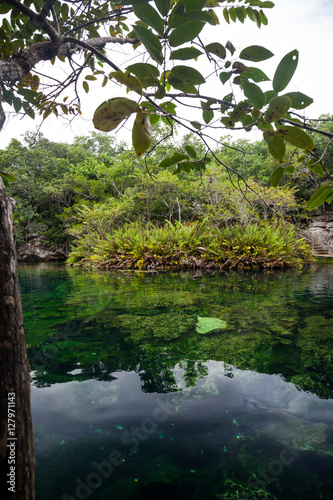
top-left (67, 221), bottom-right (314, 271)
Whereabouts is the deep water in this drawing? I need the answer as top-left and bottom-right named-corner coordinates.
top-left (19, 263), bottom-right (333, 500)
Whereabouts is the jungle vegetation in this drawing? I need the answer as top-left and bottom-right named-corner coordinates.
top-left (2, 123), bottom-right (332, 269)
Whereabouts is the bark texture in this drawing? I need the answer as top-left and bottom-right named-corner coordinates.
top-left (0, 177), bottom-right (35, 499)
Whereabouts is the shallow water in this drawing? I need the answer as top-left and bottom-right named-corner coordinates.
top-left (19, 263), bottom-right (333, 500)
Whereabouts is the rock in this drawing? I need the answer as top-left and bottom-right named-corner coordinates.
top-left (17, 234), bottom-right (68, 261)
top-left (302, 215), bottom-right (333, 254)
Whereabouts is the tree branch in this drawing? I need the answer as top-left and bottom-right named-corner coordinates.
top-left (280, 117), bottom-right (333, 139)
top-left (5, 0), bottom-right (61, 43)
top-left (63, 36), bottom-right (122, 71)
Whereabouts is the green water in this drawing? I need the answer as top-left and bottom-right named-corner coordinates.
top-left (19, 263), bottom-right (333, 500)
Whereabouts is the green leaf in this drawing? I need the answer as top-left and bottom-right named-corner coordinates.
top-left (13, 99), bottom-right (22, 113)
top-left (307, 158), bottom-right (325, 177)
top-left (241, 67), bottom-right (270, 83)
top-left (263, 131), bottom-right (286, 162)
top-left (132, 111), bottom-right (153, 157)
top-left (277, 126), bottom-right (315, 151)
top-left (283, 92), bottom-right (313, 110)
top-left (154, 0), bottom-right (171, 16)
top-left (185, 145), bottom-right (197, 158)
top-left (308, 185), bottom-right (333, 209)
top-left (158, 153), bottom-right (189, 169)
top-left (270, 166), bottom-right (285, 187)
top-left (168, 76), bottom-right (198, 94)
top-left (226, 40), bottom-right (235, 55)
top-left (273, 49), bottom-right (299, 93)
top-left (126, 63), bottom-right (160, 87)
top-left (22, 103), bottom-right (35, 119)
top-left (219, 72), bottom-right (232, 85)
top-left (221, 117), bottom-right (235, 128)
top-left (17, 88), bottom-right (38, 103)
top-left (191, 121), bottom-right (202, 130)
top-left (170, 47), bottom-right (203, 60)
top-left (169, 20), bottom-right (205, 47)
top-left (83, 81), bottom-right (89, 93)
top-left (109, 71), bottom-right (142, 95)
top-left (0, 171), bottom-right (17, 183)
top-left (239, 45), bottom-right (274, 62)
top-left (133, 2), bottom-right (164, 36)
top-left (264, 95), bottom-right (292, 123)
top-left (196, 316), bottom-right (227, 334)
top-left (203, 108), bottom-right (214, 124)
top-left (223, 8), bottom-right (230, 24)
top-left (241, 80), bottom-right (265, 109)
top-left (133, 25), bottom-right (163, 64)
top-left (205, 42), bottom-right (226, 59)
top-left (170, 65), bottom-right (205, 85)
top-left (93, 97), bottom-right (140, 132)
top-left (229, 101), bottom-right (249, 122)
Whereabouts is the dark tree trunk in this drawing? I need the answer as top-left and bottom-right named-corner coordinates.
top-left (0, 178), bottom-right (35, 499)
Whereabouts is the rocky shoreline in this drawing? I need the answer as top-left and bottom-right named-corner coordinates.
top-left (17, 235), bottom-right (68, 262)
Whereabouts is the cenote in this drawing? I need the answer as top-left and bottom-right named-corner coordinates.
top-left (19, 263), bottom-right (333, 500)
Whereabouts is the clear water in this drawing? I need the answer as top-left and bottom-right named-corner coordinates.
top-left (19, 263), bottom-right (333, 500)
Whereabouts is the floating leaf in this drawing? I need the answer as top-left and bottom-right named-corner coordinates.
top-left (263, 131), bottom-right (286, 162)
top-left (241, 80), bottom-right (265, 109)
top-left (277, 126), bottom-right (315, 151)
top-left (132, 111), bottom-right (153, 157)
top-left (110, 71), bottom-right (142, 94)
top-left (196, 316), bottom-right (227, 334)
top-left (133, 25), bottom-right (163, 64)
top-left (93, 97), bottom-right (140, 132)
top-left (308, 185), bottom-right (333, 209)
top-left (239, 45), bottom-right (274, 62)
top-left (264, 95), bottom-right (292, 123)
top-left (205, 42), bottom-right (226, 59)
top-left (273, 49), bottom-right (298, 93)
top-left (270, 166), bottom-right (285, 187)
top-left (170, 47), bottom-right (203, 60)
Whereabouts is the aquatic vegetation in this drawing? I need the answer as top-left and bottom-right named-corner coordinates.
top-left (67, 220), bottom-right (314, 271)
top-left (217, 479), bottom-right (277, 499)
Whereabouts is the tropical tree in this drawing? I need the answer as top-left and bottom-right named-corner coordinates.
top-left (0, 2), bottom-right (333, 499)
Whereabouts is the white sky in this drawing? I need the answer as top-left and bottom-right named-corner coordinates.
top-left (1, 0), bottom-right (332, 149)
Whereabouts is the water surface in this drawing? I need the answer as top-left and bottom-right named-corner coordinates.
top-left (19, 263), bottom-right (333, 499)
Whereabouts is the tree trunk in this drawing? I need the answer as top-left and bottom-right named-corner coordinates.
top-left (0, 177), bottom-right (35, 499)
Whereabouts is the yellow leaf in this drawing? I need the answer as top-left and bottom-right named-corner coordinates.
top-left (132, 112), bottom-right (153, 158)
top-left (93, 97), bottom-right (140, 132)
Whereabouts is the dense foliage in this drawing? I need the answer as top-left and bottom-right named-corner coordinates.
top-left (1, 129), bottom-right (319, 268)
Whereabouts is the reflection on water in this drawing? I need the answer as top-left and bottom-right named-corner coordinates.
top-left (19, 263), bottom-right (333, 499)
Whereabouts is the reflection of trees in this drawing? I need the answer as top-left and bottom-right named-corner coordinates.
top-left (20, 265), bottom-right (333, 399)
